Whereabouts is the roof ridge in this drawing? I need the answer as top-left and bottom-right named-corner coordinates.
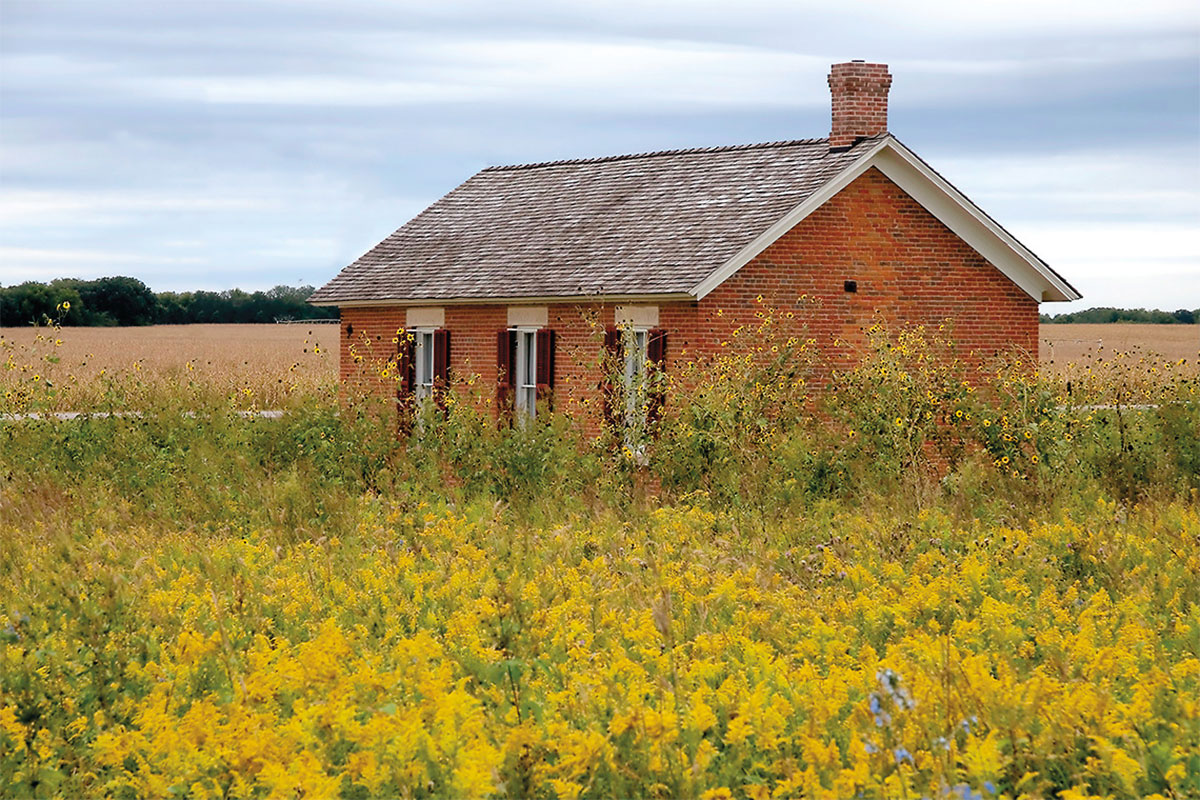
top-left (482, 137), bottom-right (832, 172)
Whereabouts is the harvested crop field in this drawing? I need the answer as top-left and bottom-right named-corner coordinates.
top-left (3, 322), bottom-right (1196, 412)
top-left (3, 322), bottom-right (1195, 381)
top-left (0, 323), bottom-right (337, 380)
top-left (1, 323), bottom-right (337, 409)
top-left (1040, 323), bottom-right (1199, 366)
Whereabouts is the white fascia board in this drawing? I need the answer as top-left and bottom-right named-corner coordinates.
top-left (691, 136), bottom-right (1082, 304)
top-left (872, 140), bottom-right (1081, 302)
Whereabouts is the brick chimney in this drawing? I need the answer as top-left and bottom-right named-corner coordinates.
top-left (828, 60), bottom-right (892, 149)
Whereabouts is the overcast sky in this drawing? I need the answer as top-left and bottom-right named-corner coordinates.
top-left (1, 0), bottom-right (1197, 312)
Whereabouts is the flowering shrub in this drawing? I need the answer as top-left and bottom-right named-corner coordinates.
top-left (652, 301), bottom-right (819, 505)
top-left (821, 322), bottom-right (976, 499)
top-left (649, 317), bottom-right (1197, 510)
top-left (977, 346), bottom-right (1199, 501)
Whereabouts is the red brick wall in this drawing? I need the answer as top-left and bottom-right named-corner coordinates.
top-left (339, 306), bottom-right (404, 400)
top-left (670, 167), bottom-right (1039, 383)
top-left (337, 168), bottom-right (1039, 426)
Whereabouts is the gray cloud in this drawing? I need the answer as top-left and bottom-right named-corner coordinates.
top-left (1, 0), bottom-right (1197, 310)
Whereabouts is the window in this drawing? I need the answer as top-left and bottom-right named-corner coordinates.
top-left (497, 327), bottom-right (555, 422)
top-left (623, 328), bottom-right (649, 425)
top-left (413, 328), bottom-right (436, 406)
top-left (514, 328), bottom-right (538, 419)
top-left (603, 326), bottom-right (668, 434)
top-left (398, 327), bottom-right (450, 431)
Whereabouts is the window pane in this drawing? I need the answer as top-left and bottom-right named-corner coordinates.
top-left (625, 329), bottom-right (647, 384)
top-left (513, 330), bottom-right (536, 417)
top-left (414, 331), bottom-right (435, 405)
top-left (623, 329), bottom-right (652, 428)
top-left (421, 332), bottom-right (434, 384)
top-left (514, 333), bottom-right (527, 413)
top-left (523, 332), bottom-right (536, 386)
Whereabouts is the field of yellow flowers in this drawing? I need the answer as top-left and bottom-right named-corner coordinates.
top-left (2, 320), bottom-right (1198, 798)
top-left (4, 498), bottom-right (1198, 799)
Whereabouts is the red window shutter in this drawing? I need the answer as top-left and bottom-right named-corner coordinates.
top-left (601, 326), bottom-right (623, 429)
top-left (535, 328), bottom-right (555, 410)
top-left (647, 328), bottom-right (668, 425)
top-left (397, 334), bottom-right (416, 396)
top-left (603, 326), bottom-right (622, 357)
top-left (647, 328), bottom-right (667, 365)
top-left (397, 333), bottom-right (416, 434)
top-left (433, 328), bottom-right (451, 413)
top-left (496, 329), bottom-right (516, 421)
top-left (433, 329), bottom-right (451, 384)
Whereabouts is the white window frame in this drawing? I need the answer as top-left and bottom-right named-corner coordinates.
top-left (412, 328), bottom-right (437, 406)
top-left (512, 327), bottom-right (539, 421)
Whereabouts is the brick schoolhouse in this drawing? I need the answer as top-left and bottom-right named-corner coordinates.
top-left (309, 61), bottom-right (1080, 428)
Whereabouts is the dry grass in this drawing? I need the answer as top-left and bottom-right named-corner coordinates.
top-left (1, 324), bottom-right (338, 411)
top-left (1040, 323), bottom-right (1199, 367)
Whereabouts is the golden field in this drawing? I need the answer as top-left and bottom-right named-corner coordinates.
top-left (1040, 324), bottom-right (1199, 367)
top-left (0, 323), bottom-right (338, 380)
top-left (0, 324), bottom-right (337, 410)
top-left (1, 322), bottom-right (1195, 410)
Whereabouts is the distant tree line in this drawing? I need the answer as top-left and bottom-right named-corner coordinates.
top-left (1036, 307), bottom-right (1195, 326)
top-left (0, 277), bottom-right (338, 326)
top-left (5, 279), bottom-right (1193, 328)
top-left (1041, 307), bottom-right (1198, 324)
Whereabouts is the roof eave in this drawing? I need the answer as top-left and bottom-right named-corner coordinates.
top-left (308, 291), bottom-right (697, 309)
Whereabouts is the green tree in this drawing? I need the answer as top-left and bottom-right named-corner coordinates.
top-left (0, 282), bottom-right (81, 326)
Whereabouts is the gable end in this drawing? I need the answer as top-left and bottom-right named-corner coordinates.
top-left (691, 137), bottom-right (1081, 304)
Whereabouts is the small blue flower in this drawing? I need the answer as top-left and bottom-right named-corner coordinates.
top-left (868, 692), bottom-right (892, 726)
top-left (893, 746), bottom-right (913, 765)
top-left (951, 784), bottom-right (983, 800)
top-left (876, 667), bottom-right (916, 710)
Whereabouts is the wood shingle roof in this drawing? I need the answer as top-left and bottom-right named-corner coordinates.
top-left (308, 136), bottom-right (880, 305)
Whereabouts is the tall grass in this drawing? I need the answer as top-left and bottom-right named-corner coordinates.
top-left (3, 317), bottom-right (1197, 530)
